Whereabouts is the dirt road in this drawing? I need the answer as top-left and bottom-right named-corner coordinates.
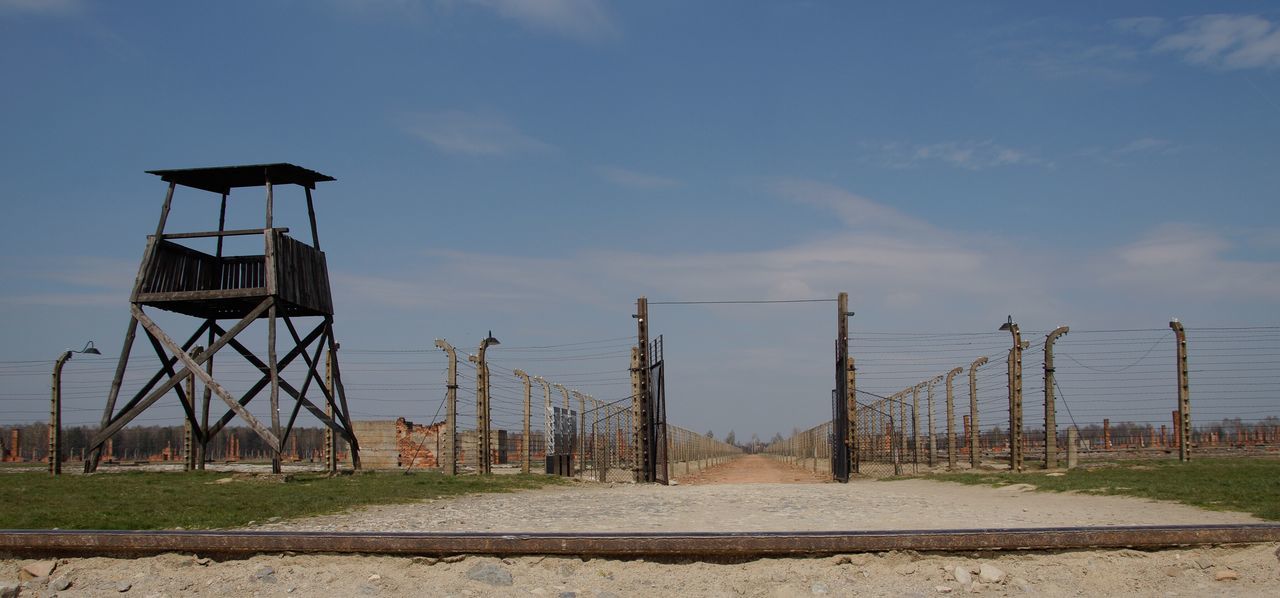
top-left (676, 455), bottom-right (828, 484)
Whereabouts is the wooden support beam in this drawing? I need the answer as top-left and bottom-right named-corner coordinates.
top-left (325, 321), bottom-right (360, 469)
top-left (159, 227), bottom-right (287, 240)
top-left (142, 328), bottom-right (202, 442)
top-left (203, 323), bottom-right (325, 439)
top-left (130, 304), bottom-right (280, 450)
top-left (86, 319), bottom-right (222, 451)
top-left (278, 316), bottom-right (328, 446)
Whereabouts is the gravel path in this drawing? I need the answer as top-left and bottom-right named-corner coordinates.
top-left (251, 476), bottom-right (1261, 534)
top-left (7, 544), bottom-right (1279, 597)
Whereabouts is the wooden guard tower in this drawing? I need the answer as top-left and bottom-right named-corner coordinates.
top-left (84, 163), bottom-right (360, 473)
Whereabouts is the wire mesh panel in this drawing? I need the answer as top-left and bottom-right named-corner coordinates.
top-left (853, 399), bottom-right (901, 477)
top-left (589, 399), bottom-right (635, 482)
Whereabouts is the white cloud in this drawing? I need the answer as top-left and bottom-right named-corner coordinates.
top-left (872, 140), bottom-right (1044, 171)
top-left (596, 166), bottom-right (680, 189)
top-left (0, 0), bottom-right (81, 16)
top-left (404, 111), bottom-right (553, 156)
top-left (1156, 14), bottom-right (1280, 70)
top-left (465, 0), bottom-right (617, 42)
top-left (769, 178), bottom-right (933, 233)
top-left (331, 179), bottom-right (1055, 330)
top-left (1100, 224), bottom-right (1280, 299)
top-left (327, 180), bottom-right (1280, 344)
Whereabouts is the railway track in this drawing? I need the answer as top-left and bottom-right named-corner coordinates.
top-left (2, 524), bottom-right (1278, 558)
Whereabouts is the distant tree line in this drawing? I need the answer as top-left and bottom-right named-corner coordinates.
top-left (1, 422), bottom-right (331, 462)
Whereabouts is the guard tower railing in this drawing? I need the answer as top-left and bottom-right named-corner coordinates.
top-left (136, 228), bottom-right (332, 319)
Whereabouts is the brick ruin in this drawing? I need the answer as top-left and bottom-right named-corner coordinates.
top-left (350, 418), bottom-right (549, 471)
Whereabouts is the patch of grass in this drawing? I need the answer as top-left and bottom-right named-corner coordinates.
top-left (926, 457), bottom-right (1280, 521)
top-left (0, 471), bottom-right (567, 530)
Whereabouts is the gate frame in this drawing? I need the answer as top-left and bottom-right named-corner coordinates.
top-left (634, 293), bottom-right (852, 484)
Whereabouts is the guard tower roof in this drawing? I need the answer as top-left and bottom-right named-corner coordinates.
top-left (146, 163), bottom-right (335, 194)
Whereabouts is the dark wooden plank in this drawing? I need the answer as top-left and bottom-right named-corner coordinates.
top-left (137, 288), bottom-right (267, 302)
top-left (161, 227), bottom-right (287, 240)
top-left (305, 186), bottom-right (320, 250)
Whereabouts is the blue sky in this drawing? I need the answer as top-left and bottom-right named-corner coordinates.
top-left (1, 1), bottom-right (1278, 442)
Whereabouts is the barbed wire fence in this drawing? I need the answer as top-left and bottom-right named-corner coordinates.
top-left (765, 325), bottom-right (1280, 478)
top-left (6, 324), bottom-right (1275, 478)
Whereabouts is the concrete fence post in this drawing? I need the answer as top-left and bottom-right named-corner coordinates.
top-left (433, 340), bottom-right (459, 476)
top-left (926, 375), bottom-right (942, 468)
top-left (1044, 326), bottom-right (1069, 469)
top-left (1066, 426), bottom-right (1078, 469)
top-left (513, 369), bottom-right (532, 475)
top-left (944, 367), bottom-right (962, 470)
top-left (1170, 319), bottom-right (1191, 462)
top-left (968, 357), bottom-right (988, 469)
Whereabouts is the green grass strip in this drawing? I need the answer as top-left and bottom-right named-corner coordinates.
top-left (0, 470), bottom-right (566, 530)
top-left (925, 457), bottom-right (1280, 521)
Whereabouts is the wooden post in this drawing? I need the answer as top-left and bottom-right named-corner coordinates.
top-left (628, 348), bottom-right (640, 479)
top-left (264, 175), bottom-right (273, 229)
top-left (833, 291), bottom-right (851, 483)
top-left (304, 187), bottom-right (320, 250)
top-left (633, 297), bottom-right (651, 483)
top-left (268, 302), bottom-right (282, 474)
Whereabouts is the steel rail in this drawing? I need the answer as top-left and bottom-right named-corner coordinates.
top-left (2, 525), bottom-right (1278, 558)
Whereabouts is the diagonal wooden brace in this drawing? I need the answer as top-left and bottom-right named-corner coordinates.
top-left (131, 304), bottom-right (281, 450)
top-left (88, 300), bottom-right (272, 449)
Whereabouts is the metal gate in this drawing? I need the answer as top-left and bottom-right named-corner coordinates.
top-left (648, 335), bottom-right (669, 484)
top-left (589, 396), bottom-right (637, 482)
top-left (853, 398), bottom-right (902, 477)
